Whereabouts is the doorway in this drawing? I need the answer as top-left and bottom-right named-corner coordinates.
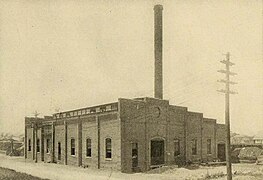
top-left (217, 144), bottom-right (226, 161)
top-left (151, 139), bottom-right (164, 165)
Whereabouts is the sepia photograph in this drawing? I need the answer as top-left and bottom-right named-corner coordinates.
top-left (0, 0), bottom-right (262, 179)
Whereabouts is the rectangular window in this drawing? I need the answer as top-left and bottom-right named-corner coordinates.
top-left (86, 109), bottom-right (91, 114)
top-left (131, 143), bottom-right (138, 168)
top-left (100, 106), bottom-right (106, 112)
top-left (105, 138), bottom-right (112, 159)
top-left (28, 139), bottom-right (31, 151)
top-left (73, 111), bottom-right (77, 116)
top-left (207, 139), bottom-right (212, 154)
top-left (86, 138), bottom-right (91, 157)
top-left (174, 139), bottom-right (180, 156)
top-left (58, 142), bottom-right (61, 160)
top-left (106, 105), bottom-right (111, 111)
top-left (71, 139), bottom-right (75, 155)
top-left (46, 139), bottom-right (50, 153)
top-left (192, 139), bottom-right (197, 155)
top-left (36, 139), bottom-right (40, 153)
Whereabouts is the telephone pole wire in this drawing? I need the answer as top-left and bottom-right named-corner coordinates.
top-left (217, 52), bottom-right (237, 180)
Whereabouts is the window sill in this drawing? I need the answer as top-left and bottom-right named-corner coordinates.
top-left (105, 158), bottom-right (112, 161)
top-left (71, 155), bottom-right (76, 157)
top-left (85, 156), bottom-right (92, 159)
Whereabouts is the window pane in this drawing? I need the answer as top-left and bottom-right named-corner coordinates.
top-left (174, 139), bottom-right (180, 156)
top-left (106, 138), bottom-right (112, 159)
top-left (28, 139), bottom-right (31, 151)
top-left (46, 139), bottom-right (50, 153)
top-left (86, 138), bottom-right (91, 157)
top-left (207, 139), bottom-right (212, 154)
top-left (192, 139), bottom-right (197, 155)
top-left (71, 139), bottom-right (75, 155)
top-left (36, 139), bottom-right (40, 153)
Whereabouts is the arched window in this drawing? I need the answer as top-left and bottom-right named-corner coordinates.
top-left (207, 139), bottom-right (212, 154)
top-left (36, 139), bottom-right (40, 153)
top-left (71, 138), bottom-right (75, 155)
top-left (192, 139), bottom-right (197, 155)
top-left (86, 138), bottom-right (91, 157)
top-left (105, 138), bottom-right (112, 159)
top-left (174, 139), bottom-right (180, 156)
top-left (28, 139), bottom-right (31, 151)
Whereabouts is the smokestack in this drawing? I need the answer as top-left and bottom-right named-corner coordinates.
top-left (154, 4), bottom-right (163, 99)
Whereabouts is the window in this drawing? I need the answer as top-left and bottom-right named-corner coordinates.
top-left (192, 139), bottom-right (197, 155)
top-left (111, 104), bottom-right (118, 110)
top-left (86, 138), bottom-right (91, 157)
top-left (106, 105), bottom-right (111, 111)
top-left (131, 143), bottom-right (138, 168)
top-left (28, 139), bottom-right (31, 151)
top-left (71, 139), bottom-right (75, 155)
top-left (36, 139), bottom-right (40, 153)
top-left (100, 106), bottom-right (106, 112)
top-left (174, 139), bottom-right (180, 156)
top-left (58, 142), bottom-right (61, 160)
top-left (105, 138), bottom-right (112, 159)
top-left (73, 111), bottom-right (77, 116)
top-left (46, 139), bottom-right (50, 153)
top-left (86, 109), bottom-right (91, 114)
top-left (207, 139), bottom-right (212, 154)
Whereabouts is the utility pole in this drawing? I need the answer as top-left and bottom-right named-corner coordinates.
top-left (217, 52), bottom-right (237, 180)
top-left (34, 111), bottom-right (40, 163)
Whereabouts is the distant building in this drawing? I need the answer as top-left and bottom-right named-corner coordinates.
top-left (231, 134), bottom-right (254, 145)
top-left (253, 136), bottom-right (263, 145)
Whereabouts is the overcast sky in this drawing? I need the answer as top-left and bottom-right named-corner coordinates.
top-left (0, 0), bottom-right (262, 136)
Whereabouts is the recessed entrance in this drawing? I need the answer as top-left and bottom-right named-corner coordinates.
top-left (217, 143), bottom-right (226, 161)
top-left (151, 139), bottom-right (164, 166)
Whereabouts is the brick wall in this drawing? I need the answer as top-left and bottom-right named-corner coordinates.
top-left (99, 114), bottom-right (121, 170)
top-left (82, 116), bottom-right (98, 168)
top-left (185, 112), bottom-right (203, 162)
top-left (67, 123), bottom-right (78, 166)
top-left (202, 119), bottom-right (216, 162)
top-left (54, 125), bottom-right (65, 164)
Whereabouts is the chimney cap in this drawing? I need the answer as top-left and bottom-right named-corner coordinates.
top-left (154, 4), bottom-right (163, 11)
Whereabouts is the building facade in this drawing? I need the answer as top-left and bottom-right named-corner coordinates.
top-left (25, 97), bottom-right (226, 173)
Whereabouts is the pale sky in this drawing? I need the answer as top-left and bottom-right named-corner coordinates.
top-left (0, 0), bottom-right (262, 136)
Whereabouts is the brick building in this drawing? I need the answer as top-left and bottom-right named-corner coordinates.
top-left (25, 97), bottom-right (226, 173)
top-left (24, 4), bottom-right (226, 173)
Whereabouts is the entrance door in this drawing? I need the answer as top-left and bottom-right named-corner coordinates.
top-left (217, 144), bottom-right (226, 161)
top-left (151, 140), bottom-right (164, 165)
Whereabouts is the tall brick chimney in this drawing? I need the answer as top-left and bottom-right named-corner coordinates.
top-left (154, 4), bottom-right (163, 99)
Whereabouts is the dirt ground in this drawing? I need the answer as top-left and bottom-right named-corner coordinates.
top-left (0, 154), bottom-right (263, 180)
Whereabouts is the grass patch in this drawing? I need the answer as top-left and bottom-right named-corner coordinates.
top-left (0, 167), bottom-right (49, 180)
